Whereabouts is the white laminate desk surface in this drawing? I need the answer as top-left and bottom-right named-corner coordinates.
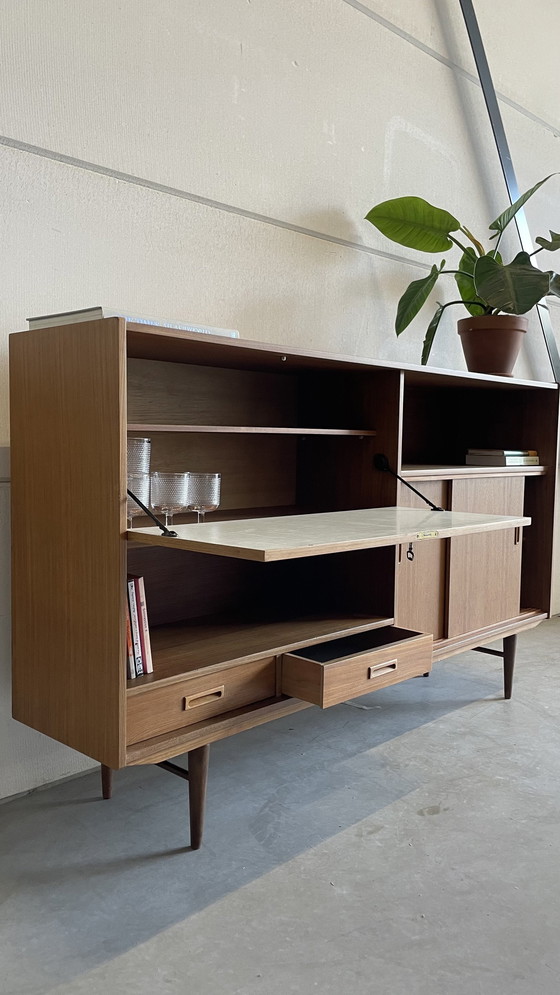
top-left (128, 506), bottom-right (531, 562)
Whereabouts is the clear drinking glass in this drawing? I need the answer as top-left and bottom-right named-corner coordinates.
top-left (186, 472), bottom-right (221, 524)
top-left (127, 437), bottom-right (151, 474)
top-left (150, 471), bottom-right (190, 528)
top-left (127, 472), bottom-right (150, 529)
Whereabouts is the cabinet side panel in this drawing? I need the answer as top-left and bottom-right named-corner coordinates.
top-left (10, 320), bottom-right (126, 768)
top-left (520, 389), bottom-right (559, 614)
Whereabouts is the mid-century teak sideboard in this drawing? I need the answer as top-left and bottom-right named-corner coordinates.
top-left (9, 319), bottom-right (559, 848)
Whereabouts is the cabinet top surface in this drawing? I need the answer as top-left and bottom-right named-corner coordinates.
top-left (123, 324), bottom-right (557, 389)
top-left (129, 506), bottom-right (531, 562)
top-left (10, 319), bottom-right (557, 388)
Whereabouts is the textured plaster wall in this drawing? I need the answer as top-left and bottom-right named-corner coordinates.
top-left (1, 0), bottom-right (559, 798)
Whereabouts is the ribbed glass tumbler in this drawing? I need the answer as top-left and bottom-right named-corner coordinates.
top-left (186, 472), bottom-right (221, 523)
top-left (127, 472), bottom-right (150, 529)
top-left (150, 471), bottom-right (190, 528)
top-left (127, 437), bottom-right (151, 474)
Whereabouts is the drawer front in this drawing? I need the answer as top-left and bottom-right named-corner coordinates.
top-left (281, 629), bottom-right (432, 708)
top-left (127, 656), bottom-right (276, 745)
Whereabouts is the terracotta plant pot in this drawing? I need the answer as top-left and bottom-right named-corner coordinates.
top-left (457, 314), bottom-right (528, 377)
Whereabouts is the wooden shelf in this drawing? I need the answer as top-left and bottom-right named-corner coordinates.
top-left (128, 506), bottom-right (531, 562)
top-left (401, 464), bottom-right (547, 479)
top-left (128, 423), bottom-right (376, 436)
top-left (127, 613), bottom-right (393, 691)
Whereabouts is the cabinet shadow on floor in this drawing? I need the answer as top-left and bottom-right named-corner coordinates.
top-left (0, 653), bottom-right (502, 987)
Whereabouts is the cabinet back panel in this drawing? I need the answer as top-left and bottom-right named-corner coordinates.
top-left (402, 385), bottom-right (553, 466)
top-left (297, 436), bottom-right (387, 510)
top-left (293, 370), bottom-right (402, 511)
top-left (127, 358), bottom-right (297, 426)
top-left (127, 545), bottom-right (393, 627)
top-left (130, 432), bottom-right (297, 510)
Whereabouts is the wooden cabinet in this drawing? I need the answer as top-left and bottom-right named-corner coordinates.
top-left (9, 318), bottom-right (559, 847)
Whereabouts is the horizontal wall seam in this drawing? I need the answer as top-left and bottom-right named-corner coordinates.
top-left (0, 134), bottom-right (431, 270)
top-left (340, 0), bottom-right (560, 139)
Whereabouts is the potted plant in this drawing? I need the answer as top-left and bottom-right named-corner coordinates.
top-left (365, 174), bottom-right (560, 375)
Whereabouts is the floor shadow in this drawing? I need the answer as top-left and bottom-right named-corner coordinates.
top-left (0, 652), bottom-right (507, 990)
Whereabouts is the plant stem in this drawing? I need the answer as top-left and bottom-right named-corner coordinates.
top-left (448, 234), bottom-right (471, 254)
top-left (443, 299), bottom-right (490, 314)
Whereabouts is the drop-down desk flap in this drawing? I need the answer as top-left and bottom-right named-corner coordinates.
top-left (128, 506), bottom-right (531, 562)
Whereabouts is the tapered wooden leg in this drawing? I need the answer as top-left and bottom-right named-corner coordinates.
top-left (503, 634), bottom-right (517, 700)
top-left (101, 764), bottom-right (113, 799)
top-left (188, 745), bottom-right (210, 850)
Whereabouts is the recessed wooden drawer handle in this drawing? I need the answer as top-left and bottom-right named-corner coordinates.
top-left (183, 685), bottom-right (225, 709)
top-left (368, 659), bottom-right (397, 679)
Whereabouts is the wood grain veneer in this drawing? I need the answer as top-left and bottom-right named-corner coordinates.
top-left (431, 610), bottom-right (546, 661)
top-left (447, 476), bottom-right (525, 636)
top-left (280, 628), bottom-right (432, 708)
top-left (132, 430), bottom-right (298, 511)
top-left (10, 318), bottom-right (127, 768)
top-left (125, 695), bottom-right (312, 765)
top-left (127, 656), bottom-right (277, 744)
top-left (127, 613), bottom-right (393, 688)
top-left (395, 481), bottom-right (448, 639)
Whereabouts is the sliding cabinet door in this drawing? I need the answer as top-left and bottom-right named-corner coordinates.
top-left (395, 481), bottom-right (447, 639)
top-left (447, 476), bottom-right (524, 638)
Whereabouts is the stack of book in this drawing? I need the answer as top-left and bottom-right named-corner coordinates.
top-left (26, 306), bottom-right (239, 337)
top-left (465, 448), bottom-right (540, 466)
top-left (126, 575), bottom-right (153, 679)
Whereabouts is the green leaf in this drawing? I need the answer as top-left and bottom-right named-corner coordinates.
top-left (421, 304), bottom-right (445, 365)
top-left (474, 251), bottom-right (551, 314)
top-left (455, 248), bottom-right (483, 315)
top-left (489, 174), bottom-right (557, 237)
top-left (365, 197), bottom-right (460, 253)
top-left (535, 231), bottom-right (560, 251)
top-left (395, 262), bottom-right (444, 335)
top-left (455, 248), bottom-right (501, 315)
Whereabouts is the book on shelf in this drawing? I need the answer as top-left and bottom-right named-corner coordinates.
top-left (467, 449), bottom-right (538, 457)
top-left (125, 606), bottom-right (136, 680)
top-left (133, 575), bottom-right (153, 675)
top-left (126, 576), bottom-right (144, 677)
top-left (26, 306), bottom-right (239, 337)
top-left (465, 454), bottom-right (539, 466)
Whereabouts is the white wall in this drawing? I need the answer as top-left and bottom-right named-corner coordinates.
top-left (1, 0), bottom-right (559, 798)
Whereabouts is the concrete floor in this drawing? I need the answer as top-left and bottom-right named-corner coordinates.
top-left (1, 618), bottom-right (560, 995)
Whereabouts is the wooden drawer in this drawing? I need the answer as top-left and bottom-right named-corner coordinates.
top-left (127, 656), bottom-right (276, 745)
top-left (280, 627), bottom-right (432, 708)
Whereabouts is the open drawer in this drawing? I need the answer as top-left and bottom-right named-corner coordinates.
top-left (280, 626), bottom-right (432, 708)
